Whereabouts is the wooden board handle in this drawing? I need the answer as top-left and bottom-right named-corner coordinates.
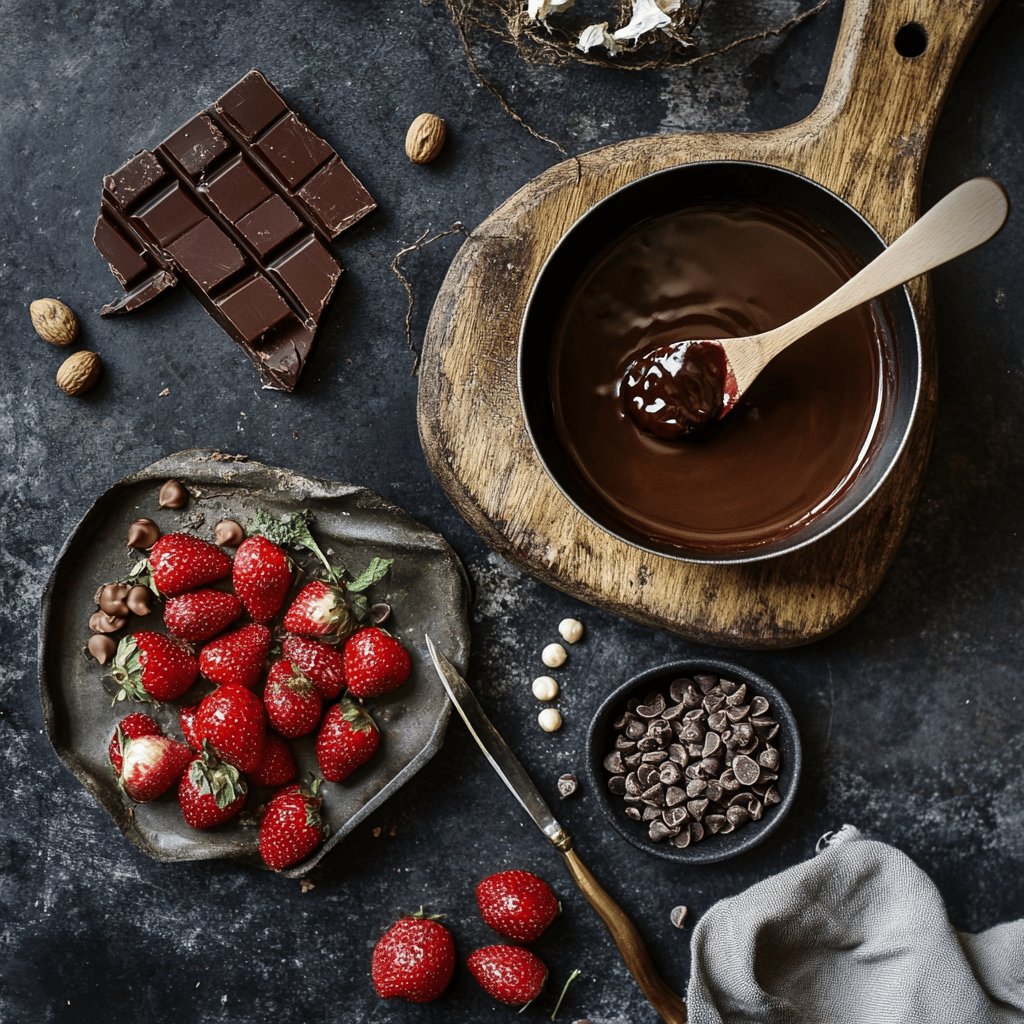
top-left (796, 0), bottom-right (1001, 213)
top-left (561, 846), bottom-right (688, 1023)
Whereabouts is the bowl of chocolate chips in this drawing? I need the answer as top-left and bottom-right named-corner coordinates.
top-left (587, 660), bottom-right (801, 863)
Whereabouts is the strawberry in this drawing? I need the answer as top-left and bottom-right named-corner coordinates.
top-left (107, 712), bottom-right (161, 775)
top-left (283, 581), bottom-right (355, 640)
top-left (164, 589), bottom-right (242, 643)
top-left (467, 946), bottom-right (548, 1007)
top-left (250, 733), bottom-right (297, 787)
top-left (180, 704), bottom-right (201, 750)
top-left (119, 734), bottom-right (191, 802)
top-left (258, 777), bottom-right (329, 870)
top-left (232, 536), bottom-right (292, 623)
top-left (475, 869), bottom-right (560, 942)
top-left (111, 631), bottom-right (198, 703)
top-left (194, 683), bottom-right (266, 773)
top-left (371, 910), bottom-right (455, 1003)
top-left (282, 635), bottom-right (346, 699)
top-left (199, 623), bottom-right (271, 689)
top-left (264, 661), bottom-right (323, 739)
top-left (178, 745), bottom-right (248, 829)
top-left (316, 698), bottom-right (380, 782)
top-left (343, 627), bottom-right (412, 699)
top-left (149, 533), bottom-right (231, 596)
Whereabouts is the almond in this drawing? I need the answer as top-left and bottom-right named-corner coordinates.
top-left (405, 113), bottom-right (446, 165)
top-left (30, 298), bottom-right (78, 346)
top-left (56, 350), bottom-right (101, 395)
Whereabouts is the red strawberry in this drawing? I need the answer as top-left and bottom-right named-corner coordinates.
top-left (467, 946), bottom-right (548, 1007)
top-left (111, 631), bottom-right (198, 703)
top-left (149, 533), bottom-right (231, 596)
top-left (178, 746), bottom-right (248, 829)
top-left (180, 704), bottom-right (201, 750)
top-left (283, 581), bottom-right (355, 640)
top-left (282, 635), bottom-right (346, 699)
top-left (194, 683), bottom-right (266, 773)
top-left (164, 589), bottom-right (242, 643)
top-left (264, 661), bottom-right (323, 739)
top-left (343, 627), bottom-right (412, 699)
top-left (476, 869), bottom-right (560, 942)
top-left (258, 777), bottom-right (329, 870)
top-left (250, 733), bottom-right (297, 787)
top-left (232, 536), bottom-right (292, 623)
top-left (199, 623), bottom-right (271, 689)
top-left (371, 911), bottom-right (455, 1003)
top-left (107, 712), bottom-right (161, 775)
top-left (119, 734), bottom-right (191, 802)
top-left (315, 698), bottom-right (380, 782)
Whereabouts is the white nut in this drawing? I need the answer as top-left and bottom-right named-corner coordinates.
top-left (532, 675), bottom-right (560, 702)
top-left (541, 643), bottom-right (567, 668)
top-left (558, 617), bottom-right (584, 644)
top-left (538, 708), bottom-right (563, 733)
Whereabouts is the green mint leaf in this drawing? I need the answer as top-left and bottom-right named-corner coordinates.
top-left (347, 557), bottom-right (392, 594)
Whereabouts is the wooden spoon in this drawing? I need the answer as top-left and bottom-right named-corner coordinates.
top-left (623, 177), bottom-right (1009, 440)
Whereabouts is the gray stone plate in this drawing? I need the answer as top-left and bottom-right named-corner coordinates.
top-left (38, 450), bottom-right (470, 877)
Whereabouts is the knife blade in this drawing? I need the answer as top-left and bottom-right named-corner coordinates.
top-left (425, 634), bottom-right (569, 848)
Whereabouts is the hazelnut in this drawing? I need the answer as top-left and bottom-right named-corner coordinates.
top-left (89, 610), bottom-right (125, 634)
top-left (214, 519), bottom-right (244, 546)
top-left (405, 113), bottom-right (447, 164)
top-left (532, 675), bottom-right (559, 702)
top-left (541, 643), bottom-right (567, 669)
top-left (158, 479), bottom-right (188, 509)
top-left (87, 634), bottom-right (117, 665)
top-left (30, 298), bottom-right (78, 346)
top-left (127, 518), bottom-right (160, 550)
top-left (558, 617), bottom-right (584, 644)
top-left (126, 585), bottom-right (153, 617)
top-left (55, 350), bottom-right (101, 395)
top-left (538, 708), bottom-right (563, 733)
top-left (98, 582), bottom-right (130, 617)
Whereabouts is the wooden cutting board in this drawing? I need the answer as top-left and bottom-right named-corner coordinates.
top-left (417, 0), bottom-right (999, 649)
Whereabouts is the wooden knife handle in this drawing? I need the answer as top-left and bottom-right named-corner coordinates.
top-left (561, 846), bottom-right (688, 1023)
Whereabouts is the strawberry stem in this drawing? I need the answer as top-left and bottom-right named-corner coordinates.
top-left (550, 969), bottom-right (581, 1020)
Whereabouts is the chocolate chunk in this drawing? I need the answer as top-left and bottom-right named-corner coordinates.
top-left (625, 720), bottom-right (646, 740)
top-left (725, 705), bottom-right (750, 722)
top-left (641, 751), bottom-right (669, 764)
top-left (686, 798), bottom-right (708, 820)
top-left (694, 673), bottom-right (719, 694)
top-left (637, 764), bottom-right (659, 788)
top-left (759, 746), bottom-right (780, 771)
top-left (705, 814), bottom-right (727, 834)
top-left (624, 805), bottom-right (642, 821)
top-left (636, 692), bottom-right (666, 718)
top-left (557, 774), bottom-right (578, 799)
top-left (615, 735), bottom-right (637, 752)
top-left (642, 805), bottom-right (663, 822)
top-left (603, 751), bottom-right (625, 774)
top-left (749, 695), bottom-right (770, 717)
top-left (93, 69), bottom-right (375, 392)
top-left (608, 775), bottom-right (626, 796)
top-left (668, 744), bottom-right (689, 766)
top-left (689, 821), bottom-right (705, 844)
top-left (732, 754), bottom-right (761, 786)
top-left (764, 786), bottom-right (782, 806)
top-left (659, 762), bottom-right (683, 786)
top-left (685, 779), bottom-right (707, 798)
top-left (725, 683), bottom-right (748, 707)
top-left (665, 785), bottom-right (686, 807)
top-left (663, 806), bottom-right (689, 829)
top-left (702, 732), bottom-right (723, 759)
top-left (636, 736), bottom-right (660, 753)
top-left (649, 820), bottom-right (677, 843)
top-left (671, 828), bottom-right (691, 849)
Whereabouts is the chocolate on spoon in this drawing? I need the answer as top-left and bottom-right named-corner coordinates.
top-left (623, 177), bottom-right (1009, 440)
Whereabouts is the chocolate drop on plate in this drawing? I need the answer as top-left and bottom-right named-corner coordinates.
top-left (550, 202), bottom-right (896, 553)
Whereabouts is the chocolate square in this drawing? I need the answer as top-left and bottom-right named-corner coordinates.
top-left (255, 113), bottom-right (332, 188)
top-left (94, 213), bottom-right (149, 286)
top-left (163, 114), bottom-right (229, 177)
top-left (167, 219), bottom-right (246, 291)
top-left (216, 274), bottom-right (294, 343)
top-left (215, 69), bottom-right (288, 141)
top-left (204, 155), bottom-right (272, 222)
top-left (134, 184), bottom-right (205, 245)
top-left (296, 157), bottom-right (376, 238)
top-left (270, 237), bottom-right (342, 318)
top-left (236, 195), bottom-right (304, 257)
top-left (104, 151), bottom-right (167, 209)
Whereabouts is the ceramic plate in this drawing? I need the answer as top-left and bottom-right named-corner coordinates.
top-left (39, 450), bottom-right (470, 876)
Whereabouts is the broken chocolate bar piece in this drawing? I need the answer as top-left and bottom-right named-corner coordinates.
top-left (93, 69), bottom-right (376, 391)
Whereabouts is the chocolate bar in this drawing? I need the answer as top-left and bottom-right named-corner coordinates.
top-left (93, 70), bottom-right (376, 391)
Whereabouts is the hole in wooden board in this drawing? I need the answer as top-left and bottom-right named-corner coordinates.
top-left (894, 22), bottom-right (928, 58)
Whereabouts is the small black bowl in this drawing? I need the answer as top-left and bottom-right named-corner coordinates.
top-left (587, 659), bottom-right (801, 864)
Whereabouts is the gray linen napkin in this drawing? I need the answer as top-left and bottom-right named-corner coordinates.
top-left (687, 825), bottom-right (1024, 1024)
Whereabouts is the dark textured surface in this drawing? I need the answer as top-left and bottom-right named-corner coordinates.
top-left (1, 1), bottom-right (1021, 1022)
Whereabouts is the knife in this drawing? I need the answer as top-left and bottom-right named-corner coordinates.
top-left (426, 635), bottom-right (688, 1024)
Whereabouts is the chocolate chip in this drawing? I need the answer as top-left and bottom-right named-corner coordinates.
top-left (625, 806), bottom-right (641, 820)
top-left (663, 806), bottom-right (689, 828)
top-left (668, 744), bottom-right (689, 765)
top-left (704, 780), bottom-right (725, 803)
top-left (647, 720), bottom-right (672, 743)
top-left (641, 784), bottom-right (666, 806)
top-left (608, 775), bottom-right (626, 795)
top-left (641, 751), bottom-right (669, 764)
top-left (615, 735), bottom-right (637, 752)
top-left (557, 774), bottom-right (578, 799)
top-left (702, 732), bottom-right (722, 758)
top-left (624, 772), bottom-right (642, 796)
top-left (623, 753), bottom-right (642, 769)
top-left (749, 799), bottom-right (764, 822)
top-left (214, 518), bottom-right (245, 546)
top-left (731, 722), bottom-right (754, 746)
top-left (681, 685), bottom-right (702, 710)
top-left (668, 678), bottom-right (691, 703)
top-left (649, 820), bottom-right (677, 842)
top-left (127, 518), bottom-right (160, 550)
top-left (637, 765), bottom-right (658, 788)
top-left (679, 721), bottom-right (704, 744)
top-left (725, 705), bottom-right (750, 722)
top-left (694, 673), bottom-right (718, 694)
top-left (643, 805), bottom-right (664, 822)
top-left (637, 736), bottom-right (660, 753)
top-left (707, 710), bottom-right (728, 733)
top-left (764, 786), bottom-right (782, 806)
top-left (726, 683), bottom-right (748, 707)
top-left (686, 798), bottom-right (708, 820)
top-left (671, 828), bottom-right (691, 849)
top-left (749, 695), bottom-right (770, 717)
top-left (98, 583), bottom-right (130, 616)
top-left (661, 703), bottom-right (685, 721)
top-left (705, 814), bottom-right (727, 834)
top-left (158, 479), bottom-right (189, 509)
top-left (720, 678), bottom-right (738, 696)
top-left (626, 720), bottom-right (646, 740)
top-left (89, 610), bottom-right (125, 634)
top-left (670, 905), bottom-right (689, 929)
top-left (698, 757), bottom-right (721, 778)
top-left (659, 762), bottom-right (682, 786)
top-left (665, 785), bottom-right (686, 807)
top-left (689, 821), bottom-right (705, 843)
top-left (684, 763), bottom-right (701, 781)
top-left (726, 805), bottom-right (751, 827)
top-left (702, 692), bottom-right (725, 715)
top-left (87, 634), bottom-right (117, 665)
top-left (636, 692), bottom-right (666, 718)
top-left (126, 585), bottom-right (153, 616)
top-left (685, 778), bottom-right (707, 798)
top-left (603, 751), bottom-right (625, 774)
top-left (732, 755), bottom-right (761, 786)
top-left (613, 711), bottom-right (632, 730)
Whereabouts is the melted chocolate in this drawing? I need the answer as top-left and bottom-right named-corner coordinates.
top-left (550, 203), bottom-right (895, 553)
top-left (622, 339), bottom-right (727, 439)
